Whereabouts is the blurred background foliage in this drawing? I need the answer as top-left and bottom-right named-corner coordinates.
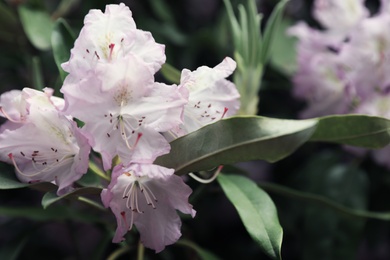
top-left (1, 0), bottom-right (390, 259)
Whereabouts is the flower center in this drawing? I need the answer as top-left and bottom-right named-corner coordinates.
top-left (122, 173), bottom-right (158, 213)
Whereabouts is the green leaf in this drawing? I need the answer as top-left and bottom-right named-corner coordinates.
top-left (217, 174), bottom-right (283, 260)
top-left (176, 239), bottom-right (221, 260)
top-left (51, 18), bottom-right (75, 82)
top-left (156, 116), bottom-right (317, 175)
top-left (18, 5), bottom-right (54, 51)
top-left (261, 0), bottom-right (289, 64)
top-left (310, 114), bottom-right (390, 148)
top-left (156, 115), bottom-right (390, 175)
top-left (41, 187), bottom-right (102, 209)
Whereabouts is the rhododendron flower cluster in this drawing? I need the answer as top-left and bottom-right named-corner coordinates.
top-left (0, 3), bottom-right (240, 253)
top-left (290, 0), bottom-right (390, 168)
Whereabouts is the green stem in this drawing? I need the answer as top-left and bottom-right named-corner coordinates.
top-left (89, 161), bottom-right (110, 181)
top-left (137, 240), bottom-right (145, 260)
top-left (77, 196), bottom-right (106, 211)
top-left (259, 182), bottom-right (390, 221)
top-left (106, 245), bottom-right (131, 260)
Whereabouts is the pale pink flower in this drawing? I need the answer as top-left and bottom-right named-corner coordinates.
top-left (61, 55), bottom-right (187, 170)
top-left (313, 0), bottom-right (368, 33)
top-left (0, 89), bottom-right (92, 195)
top-left (167, 57), bottom-right (240, 138)
top-left (101, 163), bottom-right (195, 252)
top-left (62, 3), bottom-right (165, 83)
top-left (339, 12), bottom-right (390, 99)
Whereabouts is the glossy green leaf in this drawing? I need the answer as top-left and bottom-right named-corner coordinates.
top-left (156, 115), bottom-right (390, 175)
top-left (156, 116), bottom-right (317, 175)
top-left (310, 114), bottom-right (390, 148)
top-left (218, 174), bottom-right (283, 260)
top-left (51, 18), bottom-right (75, 82)
top-left (18, 5), bottom-right (54, 51)
top-left (41, 187), bottom-right (102, 209)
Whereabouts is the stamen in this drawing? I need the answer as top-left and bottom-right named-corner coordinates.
top-left (8, 152), bottom-right (74, 177)
top-left (139, 182), bottom-right (158, 209)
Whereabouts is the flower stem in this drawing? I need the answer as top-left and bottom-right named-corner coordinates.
top-left (89, 161), bottom-right (110, 181)
top-left (107, 245), bottom-right (131, 260)
top-left (137, 240), bottom-right (145, 260)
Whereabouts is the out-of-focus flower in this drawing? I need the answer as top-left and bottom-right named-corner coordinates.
top-left (288, 22), bottom-right (355, 117)
top-left (340, 12), bottom-right (390, 100)
top-left (62, 55), bottom-right (187, 170)
top-left (101, 162), bottom-right (195, 252)
top-left (291, 0), bottom-right (390, 169)
top-left (167, 57), bottom-right (240, 139)
top-left (313, 0), bottom-right (368, 33)
top-left (0, 88), bottom-right (92, 195)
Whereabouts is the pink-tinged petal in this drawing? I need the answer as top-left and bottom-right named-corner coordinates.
top-left (101, 163), bottom-right (195, 252)
top-left (0, 90), bottom-right (91, 195)
top-left (0, 90), bottom-right (28, 123)
top-left (62, 56), bottom-right (185, 168)
top-left (176, 57), bottom-right (240, 135)
top-left (62, 3), bottom-right (165, 78)
top-left (313, 0), bottom-right (368, 32)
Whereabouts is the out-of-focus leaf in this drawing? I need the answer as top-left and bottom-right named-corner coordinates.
top-left (41, 187), bottom-right (102, 209)
top-left (0, 229), bottom-right (31, 260)
top-left (156, 115), bottom-right (390, 176)
top-left (0, 205), bottom-right (102, 223)
top-left (176, 239), bottom-right (221, 260)
top-left (148, 0), bottom-right (174, 23)
top-left (297, 152), bottom-right (368, 260)
top-left (31, 56), bottom-right (44, 90)
top-left (160, 63), bottom-right (181, 84)
top-left (156, 116), bottom-right (318, 175)
top-left (261, 0), bottom-right (289, 63)
top-left (260, 182), bottom-right (390, 220)
top-left (52, 0), bottom-right (80, 19)
top-left (218, 174), bottom-right (283, 260)
top-left (18, 5), bottom-right (54, 51)
top-left (51, 18), bottom-right (75, 82)
top-left (269, 17), bottom-right (297, 75)
top-left (0, 2), bottom-right (18, 31)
